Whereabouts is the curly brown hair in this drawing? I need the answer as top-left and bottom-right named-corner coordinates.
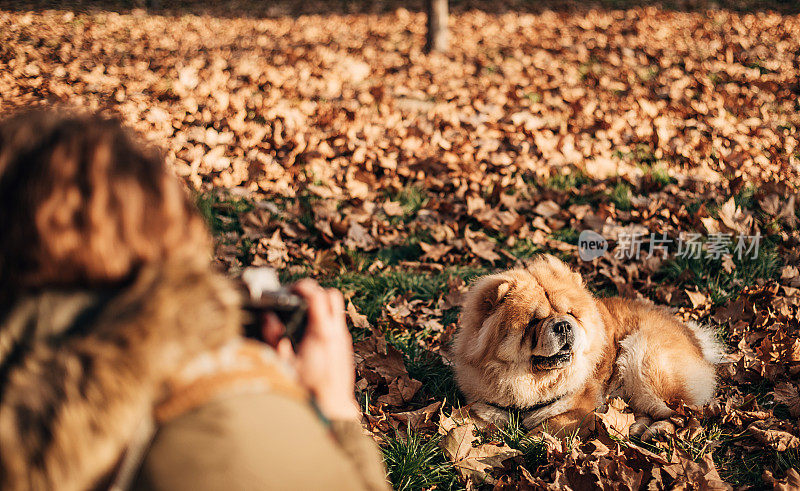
top-left (0, 109), bottom-right (212, 296)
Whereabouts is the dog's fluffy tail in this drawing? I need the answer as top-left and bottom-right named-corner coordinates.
top-left (686, 321), bottom-right (726, 364)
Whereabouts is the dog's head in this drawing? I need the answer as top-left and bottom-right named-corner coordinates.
top-left (453, 255), bottom-right (608, 402)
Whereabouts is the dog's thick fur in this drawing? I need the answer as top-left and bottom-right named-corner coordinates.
top-left (0, 262), bottom-right (241, 490)
top-left (452, 255), bottom-right (724, 434)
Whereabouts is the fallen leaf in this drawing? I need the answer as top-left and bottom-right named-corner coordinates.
top-left (439, 414), bottom-right (520, 484)
top-left (382, 201), bottom-right (405, 217)
top-left (344, 222), bottom-right (377, 250)
top-left (595, 397), bottom-right (635, 438)
top-left (534, 200), bottom-right (561, 218)
top-left (747, 423), bottom-right (800, 452)
top-left (667, 450), bottom-right (731, 490)
top-left (686, 289), bottom-right (709, 309)
top-left (777, 195), bottom-right (798, 229)
top-left (378, 376), bottom-right (422, 406)
top-left (717, 197), bottom-right (754, 234)
top-left (764, 468), bottom-right (800, 491)
top-left (256, 229), bottom-right (289, 267)
top-left (346, 302), bottom-right (370, 330)
top-left (464, 226), bottom-right (500, 263)
top-left (390, 401), bottom-right (442, 431)
top-left (419, 242), bottom-right (454, 261)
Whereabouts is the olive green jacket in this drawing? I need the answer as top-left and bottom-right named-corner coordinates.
top-left (0, 263), bottom-right (389, 491)
top-left (134, 392), bottom-right (388, 491)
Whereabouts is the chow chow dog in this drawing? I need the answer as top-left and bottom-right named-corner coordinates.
top-left (452, 255), bottom-right (724, 437)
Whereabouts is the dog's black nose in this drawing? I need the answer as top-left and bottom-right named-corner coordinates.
top-left (552, 320), bottom-right (571, 335)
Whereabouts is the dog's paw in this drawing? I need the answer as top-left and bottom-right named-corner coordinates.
top-left (630, 416), bottom-right (675, 442)
top-left (471, 402), bottom-right (511, 427)
top-left (629, 416), bottom-right (652, 439)
top-left (641, 420), bottom-right (675, 441)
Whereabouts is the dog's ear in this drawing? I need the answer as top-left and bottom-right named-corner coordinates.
top-left (567, 265), bottom-right (584, 288)
top-left (467, 274), bottom-right (511, 315)
top-left (541, 254), bottom-right (584, 287)
top-left (456, 273), bottom-right (512, 363)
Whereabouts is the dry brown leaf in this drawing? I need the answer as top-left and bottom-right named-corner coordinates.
top-left (464, 226), bottom-right (500, 263)
top-left (378, 376), bottom-right (422, 406)
top-left (686, 289), bottom-right (709, 309)
top-left (780, 266), bottom-right (800, 287)
top-left (439, 416), bottom-right (520, 484)
top-left (717, 197), bottom-right (754, 234)
top-left (595, 397), bottom-right (635, 438)
top-left (382, 201), bottom-right (404, 217)
top-left (344, 222), bottom-right (377, 251)
top-left (701, 216), bottom-right (721, 234)
top-left (764, 468), bottom-right (800, 491)
top-left (419, 242), bottom-right (454, 261)
top-left (256, 229), bottom-right (289, 267)
top-left (346, 302), bottom-right (370, 330)
top-left (667, 450), bottom-right (731, 490)
top-left (772, 382), bottom-right (800, 417)
top-left (390, 401), bottom-right (442, 431)
top-left (534, 200), bottom-right (561, 218)
top-left (747, 423), bottom-right (800, 452)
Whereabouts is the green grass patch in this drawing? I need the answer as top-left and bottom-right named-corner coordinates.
top-left (544, 169), bottom-right (590, 191)
top-left (277, 266), bottom-right (311, 285)
top-left (631, 144), bottom-right (657, 166)
top-left (655, 235), bottom-right (780, 305)
top-left (195, 191), bottom-right (254, 236)
top-left (385, 185), bottom-right (430, 223)
top-left (441, 307), bottom-right (460, 329)
top-left (642, 163), bottom-right (675, 190)
top-left (669, 422), bottom-right (726, 462)
top-left (701, 422), bottom-right (800, 488)
top-left (322, 267), bottom-right (486, 325)
top-left (550, 227), bottom-right (580, 245)
top-left (587, 281), bottom-right (619, 298)
top-left (483, 412), bottom-right (548, 471)
top-left (507, 237), bottom-right (544, 259)
top-left (295, 191), bottom-right (324, 238)
top-left (382, 430), bottom-right (459, 491)
top-left (524, 92), bottom-right (542, 104)
top-left (609, 182), bottom-right (633, 211)
top-left (345, 243), bottom-right (425, 272)
top-left (345, 230), bottom-right (436, 271)
top-left (733, 184), bottom-right (757, 210)
top-left (614, 143), bottom-right (657, 166)
top-left (388, 336), bottom-right (463, 405)
top-left (566, 188), bottom-right (607, 206)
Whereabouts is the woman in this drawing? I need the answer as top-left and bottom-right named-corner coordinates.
top-left (0, 109), bottom-right (389, 491)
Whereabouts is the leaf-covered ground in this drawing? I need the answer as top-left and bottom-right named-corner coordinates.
top-left (2, 1), bottom-right (799, 488)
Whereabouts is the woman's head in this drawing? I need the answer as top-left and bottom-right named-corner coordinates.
top-left (0, 109), bottom-right (211, 294)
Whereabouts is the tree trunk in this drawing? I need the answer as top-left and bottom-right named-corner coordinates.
top-left (425, 0), bottom-right (448, 53)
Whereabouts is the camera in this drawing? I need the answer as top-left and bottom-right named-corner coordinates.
top-left (240, 267), bottom-right (308, 347)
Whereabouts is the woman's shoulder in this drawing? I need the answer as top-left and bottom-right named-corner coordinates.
top-left (134, 342), bottom-right (367, 491)
top-left (154, 338), bottom-right (309, 423)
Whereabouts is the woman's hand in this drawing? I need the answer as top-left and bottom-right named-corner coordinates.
top-left (263, 279), bottom-right (360, 422)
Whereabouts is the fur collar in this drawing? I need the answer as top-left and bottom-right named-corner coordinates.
top-left (0, 262), bottom-right (241, 491)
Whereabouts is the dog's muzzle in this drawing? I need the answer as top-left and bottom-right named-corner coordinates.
top-left (530, 315), bottom-right (576, 370)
